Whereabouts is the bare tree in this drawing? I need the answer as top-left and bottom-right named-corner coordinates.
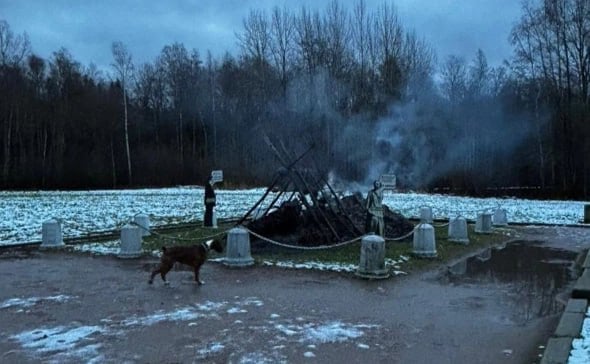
top-left (0, 20), bottom-right (30, 185)
top-left (270, 5), bottom-right (295, 97)
top-left (237, 9), bottom-right (271, 61)
top-left (111, 41), bottom-right (134, 185)
top-left (467, 49), bottom-right (490, 98)
top-left (0, 20), bottom-right (30, 66)
top-left (440, 55), bottom-right (467, 105)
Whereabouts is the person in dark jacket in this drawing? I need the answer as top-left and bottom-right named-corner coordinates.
top-left (204, 176), bottom-right (216, 227)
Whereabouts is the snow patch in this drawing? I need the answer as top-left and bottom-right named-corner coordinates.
top-left (569, 309), bottom-right (590, 363)
top-left (0, 295), bottom-right (74, 309)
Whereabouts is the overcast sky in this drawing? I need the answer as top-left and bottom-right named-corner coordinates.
top-left (1, 0), bottom-right (522, 72)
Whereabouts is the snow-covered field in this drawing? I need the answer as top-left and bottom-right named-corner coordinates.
top-left (1, 187), bottom-right (587, 245)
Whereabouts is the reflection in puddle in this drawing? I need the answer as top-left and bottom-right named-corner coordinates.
top-left (446, 241), bottom-right (577, 324)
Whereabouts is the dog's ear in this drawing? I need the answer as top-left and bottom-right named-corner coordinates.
top-left (161, 246), bottom-right (167, 253)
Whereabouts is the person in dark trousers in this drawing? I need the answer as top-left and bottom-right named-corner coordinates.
top-left (204, 176), bottom-right (216, 227)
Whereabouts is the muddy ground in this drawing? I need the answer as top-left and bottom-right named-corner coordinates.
top-left (0, 226), bottom-right (589, 364)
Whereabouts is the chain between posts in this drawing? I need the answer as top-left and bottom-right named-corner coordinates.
top-left (242, 222), bottom-right (421, 250)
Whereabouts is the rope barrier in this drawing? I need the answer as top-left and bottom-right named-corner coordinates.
top-left (431, 221), bottom-right (451, 228)
top-left (243, 227), bottom-right (363, 250)
top-left (384, 224), bottom-right (420, 241)
top-left (243, 220), bottom-right (426, 249)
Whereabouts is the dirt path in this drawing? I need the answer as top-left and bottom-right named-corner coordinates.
top-left (0, 226), bottom-right (589, 363)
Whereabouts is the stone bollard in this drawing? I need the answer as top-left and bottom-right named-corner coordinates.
top-left (118, 224), bottom-right (142, 258)
top-left (224, 227), bottom-right (254, 267)
top-left (40, 219), bottom-right (65, 249)
top-left (413, 223), bottom-right (437, 258)
top-left (355, 234), bottom-right (389, 279)
top-left (585, 204), bottom-right (590, 224)
top-left (492, 208), bottom-right (508, 226)
top-left (448, 216), bottom-right (469, 244)
top-left (133, 214), bottom-right (151, 236)
top-left (475, 212), bottom-right (493, 234)
top-left (420, 207), bottom-right (433, 224)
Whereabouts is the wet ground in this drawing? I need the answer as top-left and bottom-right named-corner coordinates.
top-left (0, 225), bottom-right (589, 363)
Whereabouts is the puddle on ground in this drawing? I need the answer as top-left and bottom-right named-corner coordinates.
top-left (444, 241), bottom-right (578, 324)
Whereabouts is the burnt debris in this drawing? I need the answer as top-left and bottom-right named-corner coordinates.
top-left (240, 137), bottom-right (413, 246)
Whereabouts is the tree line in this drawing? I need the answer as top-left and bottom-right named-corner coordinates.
top-left (0, 0), bottom-right (588, 198)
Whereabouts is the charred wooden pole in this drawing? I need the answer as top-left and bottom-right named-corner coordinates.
top-left (261, 188), bottom-right (285, 217)
top-left (236, 174), bottom-right (281, 225)
top-left (237, 143), bottom-right (315, 225)
top-left (264, 136), bottom-right (336, 241)
top-left (277, 141), bottom-right (341, 241)
top-left (292, 169), bottom-right (341, 241)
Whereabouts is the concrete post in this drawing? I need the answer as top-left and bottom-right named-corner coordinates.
top-left (133, 214), bottom-right (151, 236)
top-left (40, 219), bottom-right (64, 249)
top-left (420, 207), bottom-right (433, 224)
top-left (448, 216), bottom-right (469, 244)
top-left (355, 234), bottom-right (389, 279)
top-left (413, 223), bottom-right (437, 258)
top-left (492, 208), bottom-right (508, 226)
top-left (118, 224), bottom-right (142, 258)
top-left (224, 227), bottom-right (254, 267)
top-left (475, 212), bottom-right (493, 234)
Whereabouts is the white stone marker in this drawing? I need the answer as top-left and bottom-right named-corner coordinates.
top-left (413, 223), bottom-right (437, 258)
top-left (118, 224), bottom-right (142, 258)
top-left (492, 208), bottom-right (508, 226)
top-left (224, 227), bottom-right (254, 267)
top-left (356, 234), bottom-right (389, 279)
top-left (134, 214), bottom-right (151, 236)
top-left (40, 219), bottom-right (64, 249)
top-left (448, 216), bottom-right (469, 244)
top-left (475, 212), bottom-right (493, 234)
top-left (420, 207), bottom-right (433, 224)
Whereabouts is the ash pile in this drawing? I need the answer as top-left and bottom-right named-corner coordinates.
top-left (239, 140), bottom-right (413, 247)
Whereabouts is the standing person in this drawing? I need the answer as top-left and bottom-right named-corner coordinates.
top-left (365, 180), bottom-right (385, 236)
top-left (204, 176), bottom-right (216, 227)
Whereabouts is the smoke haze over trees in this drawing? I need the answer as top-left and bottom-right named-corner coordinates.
top-left (0, 0), bottom-right (588, 199)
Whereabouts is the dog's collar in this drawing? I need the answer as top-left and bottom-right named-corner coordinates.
top-left (201, 242), bottom-right (210, 252)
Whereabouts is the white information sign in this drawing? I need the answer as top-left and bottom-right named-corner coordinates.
top-left (380, 174), bottom-right (396, 190)
top-left (211, 170), bottom-right (223, 183)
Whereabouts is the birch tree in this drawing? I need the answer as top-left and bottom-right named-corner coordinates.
top-left (111, 41), bottom-right (134, 185)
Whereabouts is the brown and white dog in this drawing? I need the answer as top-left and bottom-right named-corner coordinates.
top-left (148, 239), bottom-right (223, 285)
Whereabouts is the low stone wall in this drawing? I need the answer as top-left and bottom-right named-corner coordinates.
top-left (541, 250), bottom-right (590, 363)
